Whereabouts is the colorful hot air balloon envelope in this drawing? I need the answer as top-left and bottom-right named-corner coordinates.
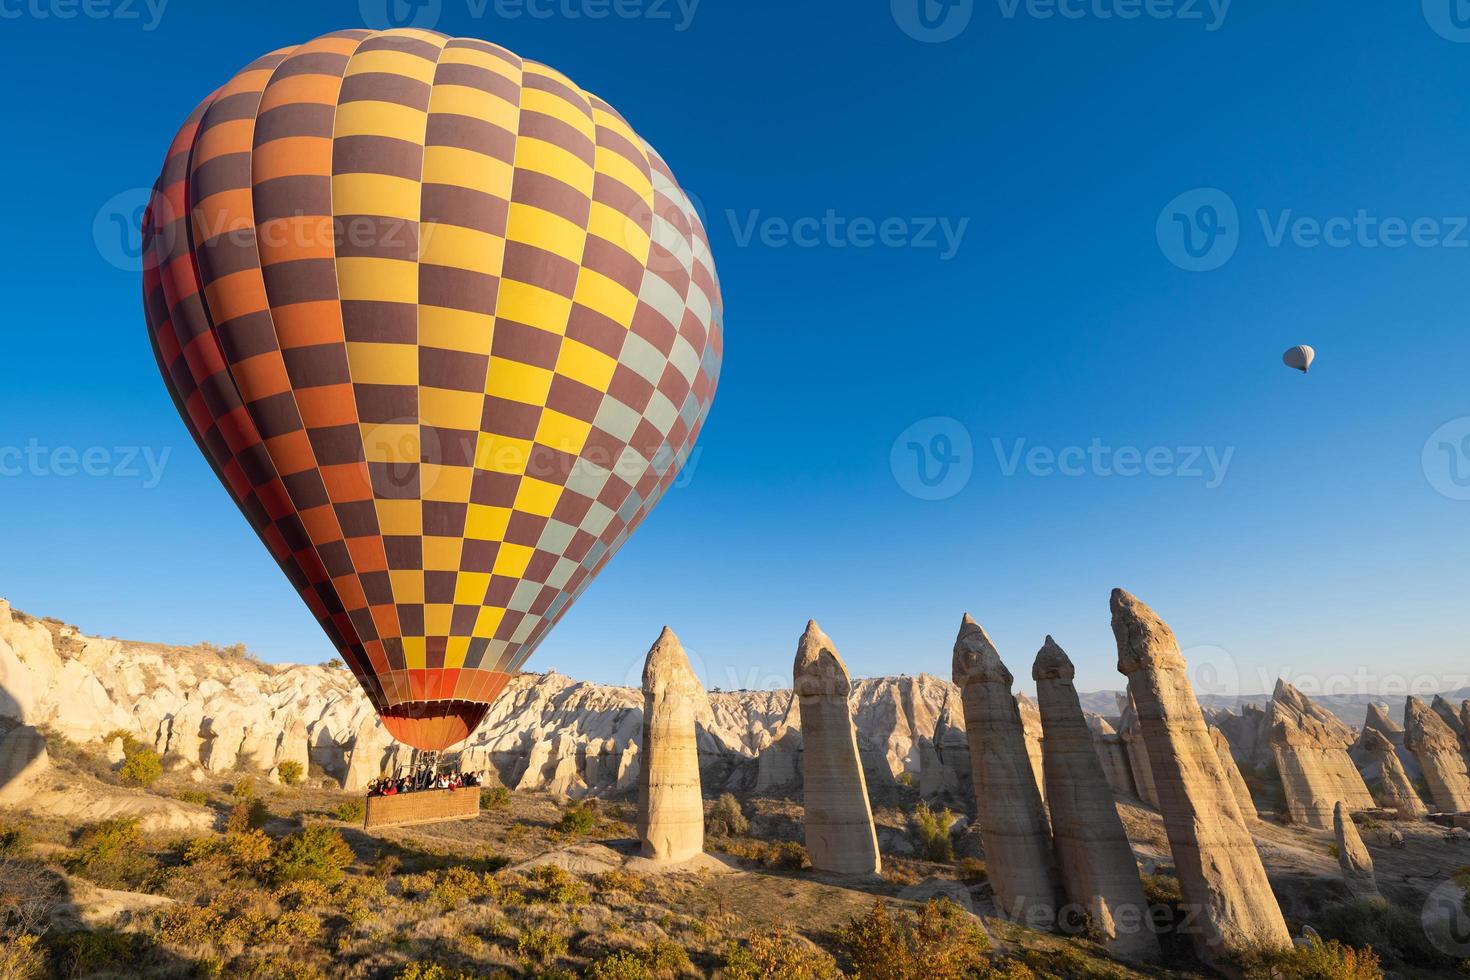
top-left (142, 29), bottom-right (722, 751)
top-left (1282, 345), bottom-right (1315, 373)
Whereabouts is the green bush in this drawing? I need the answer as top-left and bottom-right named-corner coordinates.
top-left (271, 824), bottom-right (354, 886)
top-left (119, 747), bottom-right (163, 786)
top-left (706, 793), bottom-right (749, 837)
top-left (838, 898), bottom-right (989, 980)
top-left (518, 925), bottom-right (569, 964)
top-left (277, 760), bottom-right (304, 786)
top-left (174, 789), bottom-right (210, 806)
top-left (67, 818), bottom-right (159, 889)
top-left (557, 803), bottom-right (596, 835)
top-left (481, 785), bottom-right (511, 810)
top-left (590, 940), bottom-right (693, 979)
top-left (911, 802), bottom-right (956, 863)
top-left (231, 776), bottom-right (256, 800)
top-left (395, 965), bottom-right (476, 980)
top-left (723, 929), bottom-right (842, 980)
top-left (335, 798), bottom-right (366, 823)
top-left (226, 798), bottom-right (270, 833)
top-left (529, 864), bottom-right (591, 905)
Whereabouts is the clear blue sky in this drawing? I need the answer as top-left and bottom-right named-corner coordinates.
top-left (2, 0), bottom-right (1469, 699)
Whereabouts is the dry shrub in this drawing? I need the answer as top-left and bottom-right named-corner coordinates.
top-left (226, 798), bottom-right (270, 833)
top-left (1238, 935), bottom-right (1383, 980)
top-left (0, 858), bottom-right (64, 980)
top-left (722, 928), bottom-right (841, 980)
top-left (481, 785), bottom-right (511, 810)
top-left (837, 897), bottom-right (989, 979)
top-left (958, 857), bottom-right (988, 882)
top-left (277, 760), bottom-right (304, 786)
top-left (185, 829), bottom-right (273, 879)
top-left (596, 869), bottom-right (646, 897)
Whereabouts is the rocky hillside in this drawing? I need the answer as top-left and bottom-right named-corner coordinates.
top-left (0, 599), bottom-right (1035, 803)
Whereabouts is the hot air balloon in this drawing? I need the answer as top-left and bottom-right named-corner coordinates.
top-left (1282, 345), bottom-right (1315, 373)
top-left (142, 29), bottom-right (722, 752)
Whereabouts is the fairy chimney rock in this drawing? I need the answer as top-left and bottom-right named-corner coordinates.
top-left (637, 627), bottom-right (705, 864)
top-left (954, 615), bottom-right (1060, 926)
top-left (1111, 589), bottom-right (1291, 966)
top-left (1033, 637), bottom-right (1158, 961)
top-left (1404, 697), bottom-right (1470, 813)
top-left (794, 621), bottom-right (881, 876)
top-left (1333, 801), bottom-right (1379, 897)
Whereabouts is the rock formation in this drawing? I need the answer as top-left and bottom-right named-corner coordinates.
top-left (954, 615), bottom-right (1058, 924)
top-left (795, 621), bottom-right (881, 876)
top-left (1432, 695), bottom-right (1466, 741)
top-left (1358, 728), bottom-right (1428, 818)
top-left (0, 724), bottom-right (50, 804)
top-left (342, 718), bottom-right (388, 793)
top-left (1090, 716), bottom-right (1138, 800)
top-left (1111, 589), bottom-right (1291, 965)
top-left (1333, 801), bottom-right (1378, 897)
top-left (1404, 697), bottom-right (1470, 813)
top-left (1210, 726), bottom-right (1258, 825)
top-left (1268, 683), bottom-right (1375, 829)
top-left (1116, 692), bottom-right (1161, 808)
top-left (636, 627), bottom-right (705, 864)
top-left (1033, 638), bottom-right (1158, 960)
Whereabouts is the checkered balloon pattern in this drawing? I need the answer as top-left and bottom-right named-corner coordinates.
top-left (143, 29), bottom-right (722, 751)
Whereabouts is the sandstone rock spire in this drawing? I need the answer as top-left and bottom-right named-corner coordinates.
top-left (1267, 680), bottom-right (1374, 829)
top-left (1033, 637), bottom-right (1158, 960)
top-left (1209, 726), bottom-right (1259, 825)
top-left (954, 615), bottom-right (1059, 924)
top-left (1404, 697), bottom-right (1470, 813)
top-left (1359, 728), bottom-right (1428, 818)
top-left (1333, 801), bottom-right (1379, 898)
top-left (794, 621), bottom-right (881, 875)
top-left (1111, 589), bottom-right (1291, 965)
top-left (637, 627), bottom-right (706, 864)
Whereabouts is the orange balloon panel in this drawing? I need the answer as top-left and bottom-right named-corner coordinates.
top-left (142, 29), bottom-right (722, 752)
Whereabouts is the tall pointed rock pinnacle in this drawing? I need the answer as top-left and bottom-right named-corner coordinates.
top-left (1111, 589), bottom-right (1291, 966)
top-left (794, 621), bottom-right (880, 876)
top-left (954, 615), bottom-right (1060, 925)
top-left (1033, 636), bottom-right (1158, 961)
top-left (637, 627), bottom-right (705, 864)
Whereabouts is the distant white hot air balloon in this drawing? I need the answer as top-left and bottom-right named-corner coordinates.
top-left (1283, 345), bottom-right (1316, 374)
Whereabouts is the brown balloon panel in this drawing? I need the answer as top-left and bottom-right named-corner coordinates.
top-left (379, 695), bottom-right (502, 753)
top-left (141, 27), bottom-right (722, 756)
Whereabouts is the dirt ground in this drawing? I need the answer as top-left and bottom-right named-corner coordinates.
top-left (4, 742), bottom-right (1469, 978)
